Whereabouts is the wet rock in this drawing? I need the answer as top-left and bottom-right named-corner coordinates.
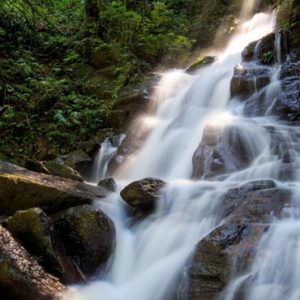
top-left (278, 163), bottom-right (297, 181)
top-left (280, 61), bottom-right (300, 79)
top-left (186, 181), bottom-right (291, 300)
top-left (98, 177), bottom-right (117, 192)
top-left (192, 125), bottom-right (252, 179)
top-left (242, 32), bottom-right (288, 64)
top-left (230, 64), bottom-right (270, 99)
top-left (107, 131), bottom-right (143, 175)
top-left (243, 88), bottom-right (274, 117)
top-left (243, 61), bottom-right (300, 120)
top-left (219, 181), bottom-right (290, 222)
top-left (120, 178), bottom-right (166, 211)
top-left (0, 161), bottom-right (107, 215)
top-left (53, 205), bottom-right (116, 276)
top-left (187, 223), bottom-right (267, 300)
top-left (6, 208), bottom-right (83, 284)
top-left (0, 224), bottom-right (66, 300)
top-left (42, 161), bottom-right (83, 182)
top-left (186, 56), bottom-right (216, 73)
top-left (275, 77), bottom-right (300, 123)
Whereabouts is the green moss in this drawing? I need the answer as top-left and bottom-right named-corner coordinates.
top-left (7, 208), bottom-right (57, 263)
top-left (0, 172), bottom-right (92, 215)
top-left (42, 161), bottom-right (83, 182)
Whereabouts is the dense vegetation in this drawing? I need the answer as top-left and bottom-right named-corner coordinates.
top-left (0, 0), bottom-right (297, 163)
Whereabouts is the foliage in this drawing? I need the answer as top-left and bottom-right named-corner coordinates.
top-left (0, 0), bottom-right (242, 161)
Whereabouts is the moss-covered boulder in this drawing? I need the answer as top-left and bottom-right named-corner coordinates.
top-left (6, 208), bottom-right (83, 284)
top-left (186, 56), bottom-right (216, 73)
top-left (42, 161), bottom-right (83, 182)
top-left (0, 162), bottom-right (107, 215)
top-left (53, 205), bottom-right (116, 276)
top-left (0, 225), bottom-right (66, 300)
top-left (120, 178), bottom-right (166, 212)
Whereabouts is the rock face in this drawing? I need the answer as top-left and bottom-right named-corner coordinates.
top-left (120, 178), bottom-right (166, 211)
top-left (242, 61), bottom-right (300, 122)
top-left (241, 32), bottom-right (287, 64)
top-left (187, 223), bottom-right (267, 300)
top-left (53, 205), bottom-right (116, 276)
top-left (192, 125), bottom-right (252, 179)
top-left (0, 162), bottom-right (107, 215)
top-left (6, 208), bottom-right (83, 284)
top-left (275, 62), bottom-right (300, 123)
top-left (235, 31), bottom-right (300, 122)
top-left (0, 225), bottom-right (66, 300)
top-left (230, 64), bottom-right (270, 99)
top-left (186, 180), bottom-right (291, 300)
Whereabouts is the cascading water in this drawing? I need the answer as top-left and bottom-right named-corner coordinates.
top-left (89, 134), bottom-right (125, 184)
top-left (64, 3), bottom-right (300, 300)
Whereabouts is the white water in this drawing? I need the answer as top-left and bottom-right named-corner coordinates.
top-left (89, 135), bottom-right (125, 184)
top-left (64, 5), bottom-right (300, 300)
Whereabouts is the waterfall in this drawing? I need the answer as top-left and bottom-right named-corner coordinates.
top-left (63, 4), bottom-right (300, 300)
top-left (89, 134), bottom-right (125, 184)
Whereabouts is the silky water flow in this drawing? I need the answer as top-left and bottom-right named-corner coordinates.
top-left (64, 4), bottom-right (300, 300)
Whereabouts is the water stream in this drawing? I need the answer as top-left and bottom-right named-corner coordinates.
top-left (65, 3), bottom-right (300, 300)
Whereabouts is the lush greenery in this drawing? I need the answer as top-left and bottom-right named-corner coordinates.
top-left (0, 0), bottom-right (242, 162)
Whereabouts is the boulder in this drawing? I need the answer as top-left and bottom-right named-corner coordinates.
top-left (187, 223), bottom-right (267, 300)
top-left (98, 177), bottom-right (117, 192)
top-left (120, 178), bottom-right (166, 211)
top-left (186, 181), bottom-right (291, 300)
top-left (0, 161), bottom-right (107, 215)
top-left (25, 159), bottom-right (83, 182)
top-left (53, 205), bottom-right (116, 276)
top-left (186, 56), bottom-right (216, 73)
top-left (6, 208), bottom-right (83, 284)
top-left (192, 125), bottom-right (252, 179)
top-left (42, 161), bottom-right (83, 182)
top-left (0, 225), bottom-right (66, 300)
top-left (230, 64), bottom-right (270, 99)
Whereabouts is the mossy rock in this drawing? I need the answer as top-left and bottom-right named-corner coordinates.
top-left (42, 161), bottom-right (83, 182)
top-left (0, 162), bottom-right (107, 215)
top-left (120, 178), bottom-right (166, 212)
top-left (6, 208), bottom-right (83, 284)
top-left (0, 225), bottom-right (66, 300)
top-left (186, 56), bottom-right (216, 73)
top-left (53, 205), bottom-right (116, 276)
